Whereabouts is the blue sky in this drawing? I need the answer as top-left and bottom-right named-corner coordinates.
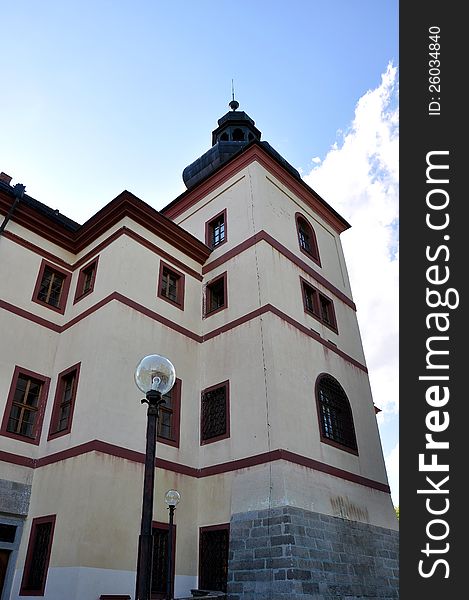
top-left (0, 1), bottom-right (399, 503)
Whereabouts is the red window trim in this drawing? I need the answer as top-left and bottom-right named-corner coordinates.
top-left (157, 261), bottom-right (185, 310)
top-left (200, 380), bottom-right (230, 445)
top-left (295, 212), bottom-right (321, 267)
top-left (0, 366), bottom-right (51, 445)
top-left (300, 276), bottom-right (338, 334)
top-left (204, 272), bottom-right (228, 317)
top-left (32, 259), bottom-right (72, 315)
top-left (314, 373), bottom-right (359, 456)
top-left (19, 514), bottom-right (56, 596)
top-left (205, 209), bottom-right (227, 249)
top-left (157, 378), bottom-right (181, 448)
top-left (73, 256), bottom-right (99, 304)
top-left (198, 523), bottom-right (230, 592)
top-left (47, 363), bottom-right (81, 440)
top-left (151, 521), bottom-right (176, 600)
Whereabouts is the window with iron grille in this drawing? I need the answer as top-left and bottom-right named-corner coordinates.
top-left (48, 364), bottom-right (80, 439)
top-left (157, 262), bottom-right (185, 310)
top-left (295, 213), bottom-right (320, 265)
top-left (206, 210), bottom-right (227, 249)
top-left (74, 258), bottom-right (98, 303)
top-left (20, 515), bottom-right (56, 596)
top-left (150, 522), bottom-right (175, 599)
top-left (301, 279), bottom-right (338, 333)
top-left (199, 525), bottom-right (230, 593)
top-left (316, 374), bottom-right (358, 453)
top-left (157, 378), bottom-right (181, 447)
top-left (1, 367), bottom-right (50, 445)
top-left (201, 381), bottom-right (229, 444)
top-left (205, 273), bottom-right (227, 316)
top-left (32, 260), bottom-right (71, 314)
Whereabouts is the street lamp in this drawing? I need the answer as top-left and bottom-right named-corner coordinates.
top-left (134, 354), bottom-right (176, 600)
top-left (164, 489), bottom-right (181, 600)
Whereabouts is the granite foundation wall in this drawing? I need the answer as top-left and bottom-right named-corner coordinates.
top-left (227, 506), bottom-right (398, 600)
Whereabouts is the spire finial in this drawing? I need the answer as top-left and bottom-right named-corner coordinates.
top-left (229, 78), bottom-right (239, 111)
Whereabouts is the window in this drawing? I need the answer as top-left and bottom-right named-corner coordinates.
top-left (200, 381), bottom-right (230, 445)
top-left (199, 525), bottom-right (230, 593)
top-left (157, 262), bottom-right (185, 310)
top-left (48, 364), bottom-right (80, 440)
top-left (1, 367), bottom-right (50, 445)
top-left (301, 278), bottom-right (338, 333)
top-left (205, 210), bottom-right (227, 249)
top-left (151, 522), bottom-right (175, 599)
top-left (157, 378), bottom-right (181, 447)
top-left (295, 213), bottom-right (320, 265)
top-left (74, 258), bottom-right (98, 303)
top-left (315, 374), bottom-right (358, 454)
top-left (232, 128), bottom-right (245, 141)
top-left (32, 260), bottom-right (71, 314)
top-left (20, 515), bottom-right (56, 596)
top-left (204, 273), bottom-right (227, 317)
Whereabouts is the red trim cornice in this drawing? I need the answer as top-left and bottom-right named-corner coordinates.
top-left (161, 143), bottom-right (350, 234)
top-left (202, 230), bottom-right (356, 310)
top-left (0, 440), bottom-right (390, 493)
top-left (0, 189), bottom-right (211, 264)
top-left (2, 227), bottom-right (203, 281)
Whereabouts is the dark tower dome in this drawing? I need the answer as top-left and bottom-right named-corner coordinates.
top-left (182, 101), bottom-right (262, 189)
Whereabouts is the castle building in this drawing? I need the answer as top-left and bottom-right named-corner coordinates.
top-left (0, 102), bottom-right (398, 600)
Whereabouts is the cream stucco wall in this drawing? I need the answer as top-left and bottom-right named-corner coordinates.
top-left (1, 151), bottom-right (397, 600)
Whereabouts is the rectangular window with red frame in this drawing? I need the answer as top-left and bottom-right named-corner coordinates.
top-left (204, 272), bottom-right (227, 317)
top-left (205, 209), bottom-right (227, 249)
top-left (200, 381), bottom-right (230, 445)
top-left (1, 367), bottom-right (50, 445)
top-left (301, 278), bottom-right (338, 333)
top-left (48, 363), bottom-right (81, 440)
top-left (157, 262), bottom-right (185, 310)
top-left (32, 260), bottom-right (71, 314)
top-left (157, 378), bottom-right (181, 448)
top-left (74, 257), bottom-right (99, 303)
top-left (20, 515), bottom-right (56, 596)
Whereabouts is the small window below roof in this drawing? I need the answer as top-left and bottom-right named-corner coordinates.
top-left (205, 210), bottom-right (227, 249)
top-left (295, 213), bottom-right (321, 266)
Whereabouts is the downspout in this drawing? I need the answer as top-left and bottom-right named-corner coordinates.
top-left (0, 183), bottom-right (26, 235)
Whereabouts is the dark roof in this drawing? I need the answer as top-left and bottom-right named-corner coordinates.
top-left (0, 178), bottom-right (80, 231)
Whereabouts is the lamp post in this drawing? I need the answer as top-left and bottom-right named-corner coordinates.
top-left (134, 354), bottom-right (176, 600)
top-left (164, 489), bottom-right (181, 600)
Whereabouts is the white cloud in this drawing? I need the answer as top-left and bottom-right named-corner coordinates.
top-left (304, 63), bottom-right (399, 419)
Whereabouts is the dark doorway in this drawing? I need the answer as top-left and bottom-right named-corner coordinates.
top-left (151, 522), bottom-right (175, 599)
top-left (199, 525), bottom-right (229, 593)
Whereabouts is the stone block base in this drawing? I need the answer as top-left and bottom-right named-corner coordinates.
top-left (227, 506), bottom-right (398, 599)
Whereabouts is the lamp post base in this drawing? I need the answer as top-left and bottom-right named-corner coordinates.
top-left (136, 533), bottom-right (154, 600)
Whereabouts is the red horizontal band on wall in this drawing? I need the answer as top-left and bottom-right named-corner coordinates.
top-left (0, 440), bottom-right (390, 494)
top-left (0, 293), bottom-right (367, 370)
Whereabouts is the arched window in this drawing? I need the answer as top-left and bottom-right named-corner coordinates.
top-left (232, 128), bottom-right (245, 141)
top-left (220, 132), bottom-right (229, 141)
top-left (315, 374), bottom-right (358, 453)
top-left (296, 214), bottom-right (320, 265)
